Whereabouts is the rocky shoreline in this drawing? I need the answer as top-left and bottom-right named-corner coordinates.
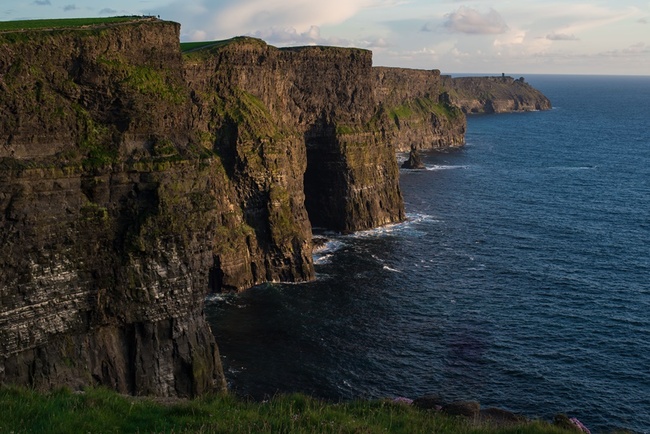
top-left (393, 395), bottom-right (593, 433)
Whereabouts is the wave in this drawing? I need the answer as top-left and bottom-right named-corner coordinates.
top-left (547, 165), bottom-right (597, 171)
top-left (314, 253), bottom-right (334, 265)
top-left (382, 265), bottom-right (402, 273)
top-left (347, 212), bottom-right (439, 240)
top-left (426, 164), bottom-right (469, 171)
top-left (312, 239), bottom-right (346, 264)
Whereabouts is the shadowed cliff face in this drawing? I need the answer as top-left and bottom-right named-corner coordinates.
top-left (0, 20), bottom-right (228, 397)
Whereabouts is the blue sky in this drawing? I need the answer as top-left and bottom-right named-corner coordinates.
top-left (2, 0), bottom-right (649, 75)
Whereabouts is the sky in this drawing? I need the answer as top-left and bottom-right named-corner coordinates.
top-left (2, 0), bottom-right (649, 75)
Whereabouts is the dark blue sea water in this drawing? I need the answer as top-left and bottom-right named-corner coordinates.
top-left (206, 75), bottom-right (650, 433)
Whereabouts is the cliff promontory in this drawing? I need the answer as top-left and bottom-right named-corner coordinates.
top-left (441, 75), bottom-right (552, 114)
top-left (1, 18), bottom-right (551, 397)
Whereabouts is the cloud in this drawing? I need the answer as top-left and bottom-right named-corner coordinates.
top-left (444, 7), bottom-right (508, 35)
top-left (63, 4), bottom-right (77, 11)
top-left (248, 24), bottom-right (387, 49)
top-left (99, 8), bottom-right (118, 15)
top-left (214, 0), bottom-right (374, 35)
top-left (602, 42), bottom-right (650, 56)
top-left (33, 0), bottom-right (51, 5)
top-left (150, 0), bottom-right (385, 41)
top-left (252, 25), bottom-right (328, 45)
top-left (638, 17), bottom-right (648, 24)
top-left (547, 32), bottom-right (579, 41)
top-left (420, 22), bottom-right (434, 32)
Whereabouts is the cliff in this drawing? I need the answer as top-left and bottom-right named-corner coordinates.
top-left (441, 75), bottom-right (552, 114)
top-left (184, 39), bottom-right (404, 233)
top-left (0, 18), bottom-right (551, 398)
top-left (0, 20), bottom-right (405, 397)
top-left (1, 19), bottom-right (231, 398)
top-left (373, 67), bottom-right (465, 152)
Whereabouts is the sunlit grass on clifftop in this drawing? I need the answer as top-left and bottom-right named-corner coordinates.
top-left (0, 386), bottom-right (581, 434)
top-left (0, 16), bottom-right (147, 31)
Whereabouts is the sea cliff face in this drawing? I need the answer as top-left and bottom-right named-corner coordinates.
top-left (373, 67), bottom-right (466, 152)
top-left (0, 18), bottom-right (551, 397)
top-left (0, 20), bottom-right (404, 396)
top-left (1, 20), bottom-right (229, 397)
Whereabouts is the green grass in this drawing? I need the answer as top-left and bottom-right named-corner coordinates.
top-left (0, 16), bottom-right (145, 31)
top-left (181, 37), bottom-right (267, 55)
top-left (180, 40), bottom-right (229, 53)
top-left (0, 387), bottom-right (578, 434)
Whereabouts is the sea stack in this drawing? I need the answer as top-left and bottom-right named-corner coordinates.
top-left (402, 145), bottom-right (426, 169)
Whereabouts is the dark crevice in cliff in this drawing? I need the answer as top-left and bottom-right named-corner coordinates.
top-left (303, 119), bottom-right (344, 231)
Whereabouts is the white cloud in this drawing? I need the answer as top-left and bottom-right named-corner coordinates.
top-left (547, 32), bottom-right (579, 41)
top-left (214, 0), bottom-right (372, 34)
top-left (252, 25), bottom-right (329, 45)
top-left (444, 7), bottom-right (508, 35)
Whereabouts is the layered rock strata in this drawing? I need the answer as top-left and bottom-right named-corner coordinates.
top-left (184, 40), bottom-right (405, 233)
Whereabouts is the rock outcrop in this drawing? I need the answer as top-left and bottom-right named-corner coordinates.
top-left (441, 75), bottom-right (552, 114)
top-left (401, 145), bottom-right (426, 169)
top-left (1, 19), bottom-right (231, 398)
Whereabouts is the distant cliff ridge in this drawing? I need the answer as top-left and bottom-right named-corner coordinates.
top-left (0, 18), bottom-right (551, 397)
top-left (441, 75), bottom-right (552, 114)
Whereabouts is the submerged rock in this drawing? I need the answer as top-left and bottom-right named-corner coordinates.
top-left (479, 407), bottom-right (525, 425)
top-left (442, 400), bottom-right (481, 419)
top-left (412, 394), bottom-right (445, 410)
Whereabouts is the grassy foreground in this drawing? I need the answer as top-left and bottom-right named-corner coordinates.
top-left (0, 387), bottom-right (576, 434)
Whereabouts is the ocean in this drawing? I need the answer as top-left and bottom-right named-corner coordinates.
top-left (205, 75), bottom-right (650, 433)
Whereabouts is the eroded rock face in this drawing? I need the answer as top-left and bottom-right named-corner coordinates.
top-left (0, 162), bottom-right (228, 396)
top-left (185, 41), bottom-right (405, 233)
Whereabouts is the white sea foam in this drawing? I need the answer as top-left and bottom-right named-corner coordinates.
top-left (205, 293), bottom-right (228, 303)
top-left (314, 253), bottom-right (334, 265)
top-left (548, 165), bottom-right (597, 171)
top-left (347, 212), bottom-right (439, 239)
top-left (383, 265), bottom-right (402, 273)
top-left (426, 164), bottom-right (468, 171)
top-left (312, 239), bottom-right (345, 264)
